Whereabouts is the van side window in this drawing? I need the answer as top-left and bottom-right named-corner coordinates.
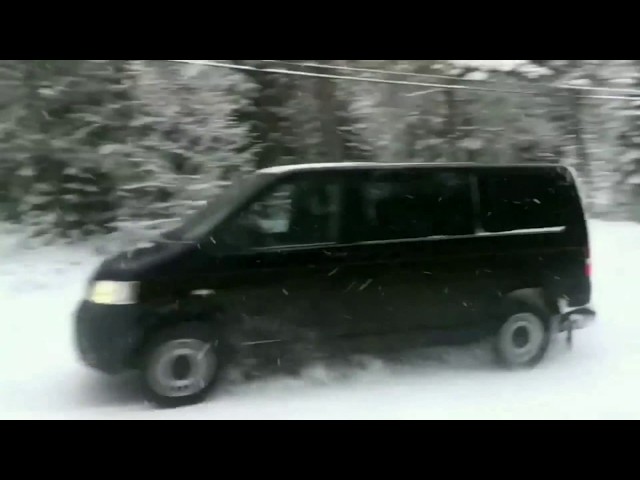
top-left (223, 177), bottom-right (342, 249)
top-left (355, 170), bottom-right (474, 242)
top-left (478, 171), bottom-right (572, 232)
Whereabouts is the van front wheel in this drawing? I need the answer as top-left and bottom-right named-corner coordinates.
top-left (494, 308), bottom-right (550, 369)
top-left (140, 323), bottom-right (221, 408)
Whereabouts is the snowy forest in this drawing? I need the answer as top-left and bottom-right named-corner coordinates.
top-left (1, 59), bottom-right (640, 242)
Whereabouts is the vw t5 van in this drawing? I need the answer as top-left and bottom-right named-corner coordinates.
top-left (75, 163), bottom-right (595, 408)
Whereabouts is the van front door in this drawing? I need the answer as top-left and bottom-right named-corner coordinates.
top-left (202, 172), bottom-right (347, 349)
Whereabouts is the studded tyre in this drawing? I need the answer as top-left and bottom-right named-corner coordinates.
top-left (140, 322), bottom-right (222, 409)
top-left (494, 303), bottom-right (551, 369)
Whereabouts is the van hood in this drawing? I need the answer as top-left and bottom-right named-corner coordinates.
top-left (92, 239), bottom-right (197, 282)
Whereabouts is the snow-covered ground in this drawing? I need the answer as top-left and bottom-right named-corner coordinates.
top-left (1, 220), bottom-right (639, 419)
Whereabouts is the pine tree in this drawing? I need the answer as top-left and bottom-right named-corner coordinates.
top-left (524, 60), bottom-right (611, 210)
top-left (0, 60), bottom-right (124, 239)
top-left (616, 61), bottom-right (640, 220)
top-left (2, 59), bottom-right (640, 236)
top-left (108, 60), bottom-right (253, 233)
top-left (229, 60), bottom-right (298, 172)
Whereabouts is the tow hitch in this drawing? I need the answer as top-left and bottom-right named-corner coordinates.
top-left (557, 305), bottom-right (596, 349)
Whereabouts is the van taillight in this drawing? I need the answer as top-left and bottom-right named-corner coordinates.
top-left (585, 248), bottom-right (591, 277)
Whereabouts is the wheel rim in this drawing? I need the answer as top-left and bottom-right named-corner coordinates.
top-left (498, 313), bottom-right (546, 365)
top-left (146, 339), bottom-right (217, 398)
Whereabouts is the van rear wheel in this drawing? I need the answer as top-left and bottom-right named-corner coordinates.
top-left (494, 307), bottom-right (550, 369)
top-left (140, 323), bottom-right (220, 408)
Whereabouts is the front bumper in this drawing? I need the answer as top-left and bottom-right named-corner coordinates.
top-left (75, 301), bottom-right (144, 375)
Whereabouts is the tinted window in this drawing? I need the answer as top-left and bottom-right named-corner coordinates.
top-left (163, 172), bottom-right (274, 242)
top-left (353, 170), bottom-right (474, 242)
top-left (478, 169), bottom-right (579, 233)
top-left (220, 176), bottom-right (342, 249)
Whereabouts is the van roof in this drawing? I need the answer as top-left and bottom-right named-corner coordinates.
top-left (259, 162), bottom-right (569, 175)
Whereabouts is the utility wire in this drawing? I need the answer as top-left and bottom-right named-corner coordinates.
top-left (166, 60), bottom-right (640, 101)
top-left (263, 60), bottom-right (640, 97)
top-left (263, 59), bottom-right (495, 83)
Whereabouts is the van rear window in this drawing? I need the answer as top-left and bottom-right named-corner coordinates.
top-left (477, 169), bottom-right (579, 233)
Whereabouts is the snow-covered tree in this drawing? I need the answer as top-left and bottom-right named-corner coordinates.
top-left (112, 60), bottom-right (252, 231)
top-left (229, 60), bottom-right (298, 171)
top-left (3, 59), bottom-right (640, 238)
top-left (615, 61), bottom-right (640, 219)
top-left (0, 60), bottom-right (127, 238)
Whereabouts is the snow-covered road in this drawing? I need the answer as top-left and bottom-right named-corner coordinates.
top-left (1, 220), bottom-right (639, 419)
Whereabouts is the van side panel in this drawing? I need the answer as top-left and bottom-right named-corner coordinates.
top-left (333, 168), bottom-right (490, 340)
top-left (475, 166), bottom-right (591, 311)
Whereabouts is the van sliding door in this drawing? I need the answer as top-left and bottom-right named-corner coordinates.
top-left (334, 168), bottom-right (485, 342)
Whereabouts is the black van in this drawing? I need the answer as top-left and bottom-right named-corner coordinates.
top-left (75, 162), bottom-right (595, 408)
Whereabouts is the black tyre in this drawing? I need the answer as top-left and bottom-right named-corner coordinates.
top-left (140, 322), bottom-right (221, 408)
top-left (494, 304), bottom-right (551, 369)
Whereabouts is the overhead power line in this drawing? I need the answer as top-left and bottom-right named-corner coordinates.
top-left (262, 59), bottom-right (492, 83)
top-left (166, 60), bottom-right (640, 101)
top-left (263, 60), bottom-right (640, 97)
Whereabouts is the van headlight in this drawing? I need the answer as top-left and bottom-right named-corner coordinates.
top-left (87, 281), bottom-right (139, 305)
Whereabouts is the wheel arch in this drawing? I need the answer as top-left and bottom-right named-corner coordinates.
top-left (495, 287), bottom-right (557, 331)
top-left (504, 287), bottom-right (547, 312)
top-left (130, 297), bottom-right (233, 370)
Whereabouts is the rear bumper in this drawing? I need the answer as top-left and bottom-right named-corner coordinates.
top-left (556, 299), bottom-right (596, 332)
top-left (74, 301), bottom-right (144, 375)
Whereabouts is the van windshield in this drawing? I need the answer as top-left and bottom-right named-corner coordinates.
top-left (161, 172), bottom-right (273, 243)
